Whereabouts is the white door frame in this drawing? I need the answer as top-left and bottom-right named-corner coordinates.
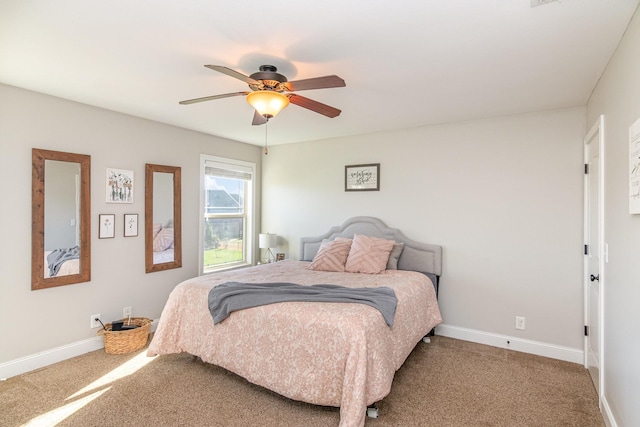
top-left (583, 115), bottom-right (605, 404)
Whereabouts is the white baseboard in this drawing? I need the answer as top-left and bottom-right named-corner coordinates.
top-left (0, 337), bottom-right (104, 380)
top-left (435, 323), bottom-right (584, 364)
top-left (1, 321), bottom-right (579, 379)
top-left (601, 394), bottom-right (618, 427)
top-left (0, 319), bottom-right (158, 380)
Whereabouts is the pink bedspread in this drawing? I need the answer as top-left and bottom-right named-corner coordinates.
top-left (44, 251), bottom-right (79, 278)
top-left (148, 260), bottom-right (442, 427)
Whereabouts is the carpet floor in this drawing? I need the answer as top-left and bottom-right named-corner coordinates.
top-left (0, 336), bottom-right (604, 426)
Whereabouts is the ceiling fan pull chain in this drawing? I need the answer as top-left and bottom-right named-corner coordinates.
top-left (264, 121), bottom-right (269, 155)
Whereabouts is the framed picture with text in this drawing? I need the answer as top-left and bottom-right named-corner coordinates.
top-left (345, 163), bottom-right (380, 191)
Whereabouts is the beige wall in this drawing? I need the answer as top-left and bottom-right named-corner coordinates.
top-left (262, 107), bottom-right (586, 351)
top-left (587, 6), bottom-right (640, 427)
top-left (0, 83), bottom-right (261, 364)
top-left (0, 82), bottom-right (593, 381)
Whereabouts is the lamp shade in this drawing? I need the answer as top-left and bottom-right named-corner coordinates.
top-left (246, 91), bottom-right (290, 118)
top-left (259, 233), bottom-right (278, 249)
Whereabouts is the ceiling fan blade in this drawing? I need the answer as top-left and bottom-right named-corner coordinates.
top-left (284, 75), bottom-right (345, 92)
top-left (288, 94), bottom-right (342, 118)
top-left (179, 92), bottom-right (248, 105)
top-left (205, 65), bottom-right (260, 85)
top-left (252, 110), bottom-right (268, 126)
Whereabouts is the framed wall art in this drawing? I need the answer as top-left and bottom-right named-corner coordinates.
top-left (345, 163), bottom-right (380, 191)
top-left (106, 168), bottom-right (134, 203)
top-left (99, 214), bottom-right (115, 239)
top-left (630, 117), bottom-right (640, 214)
top-left (124, 213), bottom-right (138, 237)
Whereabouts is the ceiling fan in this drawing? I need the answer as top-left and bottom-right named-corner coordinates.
top-left (179, 65), bottom-right (346, 125)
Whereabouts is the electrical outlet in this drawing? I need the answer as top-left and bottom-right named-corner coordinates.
top-left (515, 316), bottom-right (526, 330)
top-left (90, 314), bottom-right (102, 329)
top-left (123, 306), bottom-right (132, 318)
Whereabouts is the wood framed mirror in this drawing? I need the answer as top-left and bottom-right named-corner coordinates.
top-left (32, 148), bottom-right (91, 290)
top-left (145, 163), bottom-right (182, 273)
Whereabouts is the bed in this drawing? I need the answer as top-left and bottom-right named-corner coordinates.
top-left (44, 247), bottom-right (80, 278)
top-left (152, 222), bottom-right (175, 264)
top-left (148, 216), bottom-right (442, 427)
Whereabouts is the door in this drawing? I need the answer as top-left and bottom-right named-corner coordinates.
top-left (584, 115), bottom-right (604, 401)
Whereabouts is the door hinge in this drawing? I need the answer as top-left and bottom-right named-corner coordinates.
top-left (584, 244), bottom-right (588, 255)
top-left (585, 164), bottom-right (589, 174)
top-left (584, 325), bottom-right (589, 336)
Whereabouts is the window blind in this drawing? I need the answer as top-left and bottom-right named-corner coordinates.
top-left (204, 163), bottom-right (253, 181)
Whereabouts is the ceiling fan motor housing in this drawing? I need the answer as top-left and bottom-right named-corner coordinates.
top-left (250, 65), bottom-right (288, 91)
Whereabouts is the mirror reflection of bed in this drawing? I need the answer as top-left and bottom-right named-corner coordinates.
top-left (145, 163), bottom-right (182, 273)
top-left (152, 171), bottom-right (174, 264)
top-left (151, 220), bottom-right (174, 264)
top-left (32, 148), bottom-right (91, 290)
top-left (43, 160), bottom-right (81, 277)
top-left (44, 248), bottom-right (80, 278)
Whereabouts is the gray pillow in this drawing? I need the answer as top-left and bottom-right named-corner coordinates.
top-left (386, 243), bottom-right (404, 270)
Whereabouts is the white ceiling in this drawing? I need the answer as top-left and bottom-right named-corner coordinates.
top-left (1, 1), bottom-right (638, 147)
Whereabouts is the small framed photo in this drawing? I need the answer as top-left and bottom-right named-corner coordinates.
top-left (106, 168), bottom-right (134, 203)
top-left (345, 163), bottom-right (380, 191)
top-left (124, 214), bottom-right (138, 237)
top-left (99, 214), bottom-right (115, 239)
top-left (276, 253), bottom-right (285, 262)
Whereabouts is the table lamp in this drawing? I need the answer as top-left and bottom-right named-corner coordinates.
top-left (259, 233), bottom-right (278, 263)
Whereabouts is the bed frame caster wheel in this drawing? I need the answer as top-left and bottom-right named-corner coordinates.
top-left (367, 405), bottom-right (379, 419)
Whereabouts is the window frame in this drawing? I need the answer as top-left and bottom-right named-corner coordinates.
top-left (199, 154), bottom-right (256, 274)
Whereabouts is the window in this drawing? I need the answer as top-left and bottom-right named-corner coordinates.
top-left (200, 155), bottom-right (255, 273)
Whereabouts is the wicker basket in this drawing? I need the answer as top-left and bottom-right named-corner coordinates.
top-left (97, 317), bottom-right (152, 354)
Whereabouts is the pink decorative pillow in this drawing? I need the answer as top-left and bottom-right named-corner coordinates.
top-left (152, 223), bottom-right (163, 238)
top-left (308, 238), bottom-right (353, 272)
top-left (345, 234), bottom-right (395, 274)
top-left (153, 227), bottom-right (174, 252)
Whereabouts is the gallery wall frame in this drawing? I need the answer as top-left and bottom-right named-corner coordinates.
top-left (629, 117), bottom-right (640, 214)
top-left (124, 213), bottom-right (138, 237)
top-left (106, 168), bottom-right (134, 203)
top-left (99, 214), bottom-right (115, 239)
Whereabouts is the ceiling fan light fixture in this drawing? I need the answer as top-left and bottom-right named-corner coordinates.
top-left (246, 91), bottom-right (290, 119)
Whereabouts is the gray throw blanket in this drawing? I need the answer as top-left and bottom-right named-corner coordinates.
top-left (47, 246), bottom-right (80, 277)
top-left (208, 282), bottom-right (397, 326)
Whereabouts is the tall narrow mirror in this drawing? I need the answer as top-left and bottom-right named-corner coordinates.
top-left (32, 149), bottom-right (91, 290)
top-left (145, 164), bottom-right (182, 273)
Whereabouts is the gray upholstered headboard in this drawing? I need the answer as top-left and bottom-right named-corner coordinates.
top-left (300, 216), bottom-right (442, 277)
